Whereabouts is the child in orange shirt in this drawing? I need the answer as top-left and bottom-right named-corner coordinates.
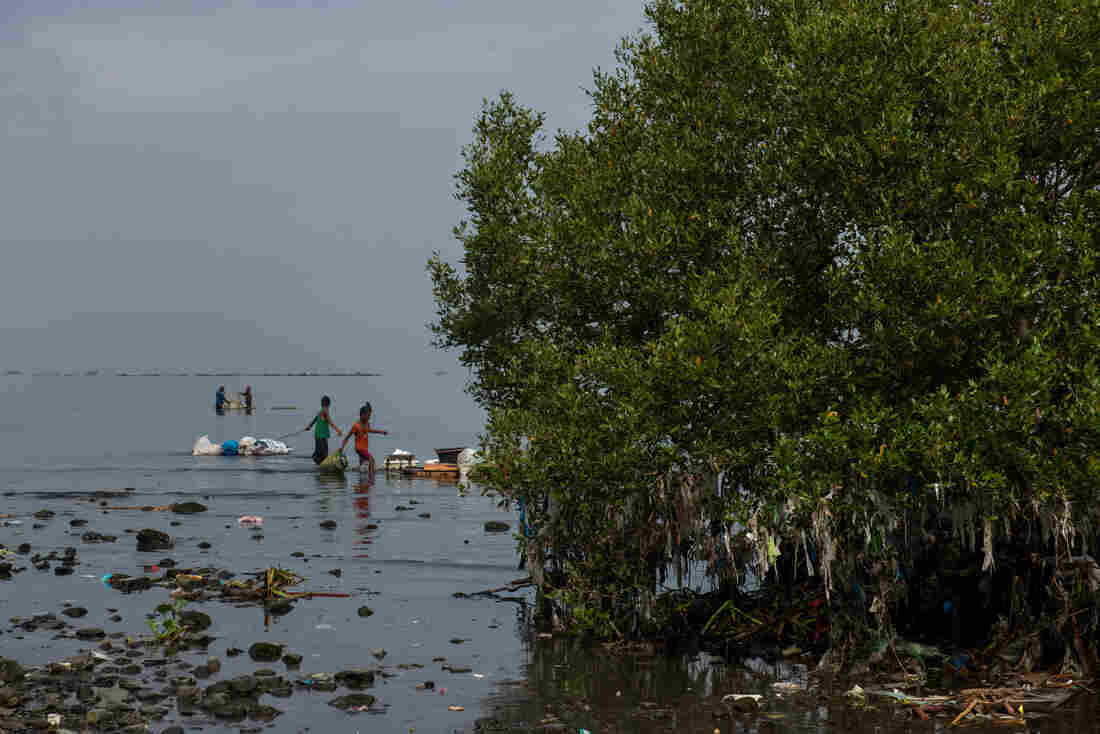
top-left (340, 403), bottom-right (388, 474)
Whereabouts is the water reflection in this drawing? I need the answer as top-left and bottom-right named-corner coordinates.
top-left (353, 479), bottom-right (373, 558)
top-left (475, 635), bottom-right (1098, 734)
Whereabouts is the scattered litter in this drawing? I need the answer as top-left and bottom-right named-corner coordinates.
top-left (193, 434), bottom-right (292, 456)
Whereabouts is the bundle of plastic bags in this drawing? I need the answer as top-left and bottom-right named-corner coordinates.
top-left (192, 435), bottom-right (292, 456)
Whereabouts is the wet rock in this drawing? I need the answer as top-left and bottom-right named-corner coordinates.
top-left (34, 509), bottom-right (55, 519)
top-left (357, 606), bottom-right (374, 617)
top-left (212, 701), bottom-right (249, 719)
top-left (265, 599), bottom-right (294, 616)
top-left (319, 520), bottom-right (337, 529)
top-left (281, 653), bottom-right (302, 667)
top-left (229, 674), bottom-right (258, 694)
top-left (335, 669), bottom-right (375, 689)
top-left (107, 575), bottom-right (153, 593)
top-left (248, 642), bottom-right (283, 662)
top-left (54, 566), bottom-right (74, 576)
top-left (76, 627), bottom-right (106, 640)
top-left (136, 529), bottom-right (173, 552)
top-left (175, 686), bottom-right (200, 702)
top-left (94, 686), bottom-right (131, 708)
top-left (177, 611), bottom-right (212, 631)
top-left (327, 568), bottom-right (341, 577)
top-left (70, 518), bottom-right (88, 527)
top-left (484, 521), bottom-right (510, 533)
top-left (170, 502), bottom-right (207, 514)
top-left (296, 673), bottom-right (337, 692)
top-left (0, 686), bottom-right (21, 706)
top-left (328, 693), bottom-right (376, 711)
top-left (16, 543), bottom-right (30, 554)
top-left (197, 541), bottom-right (212, 550)
top-left (81, 531), bottom-right (118, 543)
top-left (259, 677), bottom-right (293, 697)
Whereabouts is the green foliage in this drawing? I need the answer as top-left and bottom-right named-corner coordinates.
top-left (147, 599), bottom-right (188, 644)
top-left (432, 0), bottom-right (1100, 650)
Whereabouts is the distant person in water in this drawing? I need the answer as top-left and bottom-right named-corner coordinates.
top-left (305, 395), bottom-right (342, 464)
top-left (215, 385), bottom-right (227, 414)
top-left (243, 385), bottom-right (253, 413)
top-left (340, 403), bottom-right (388, 474)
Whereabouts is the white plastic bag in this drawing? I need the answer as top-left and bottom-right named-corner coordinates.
top-left (192, 435), bottom-right (221, 456)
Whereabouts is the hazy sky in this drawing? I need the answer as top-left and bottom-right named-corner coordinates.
top-left (1, 0), bottom-right (647, 372)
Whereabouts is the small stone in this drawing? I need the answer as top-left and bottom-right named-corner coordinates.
top-left (319, 520), bottom-right (337, 529)
top-left (291, 551), bottom-right (305, 557)
top-left (335, 669), bottom-right (375, 689)
top-left (197, 541), bottom-right (211, 550)
top-left (418, 512), bottom-right (431, 519)
top-left (94, 686), bottom-right (130, 707)
top-left (328, 568), bottom-right (342, 577)
top-left (248, 642), bottom-right (283, 662)
top-left (281, 653), bottom-right (302, 666)
top-left (70, 519), bottom-right (88, 527)
top-left (265, 599), bottom-right (294, 616)
top-left (356, 606), bottom-right (374, 618)
top-left (54, 566), bottom-right (74, 576)
top-left (136, 529), bottom-right (173, 552)
top-left (328, 693), bottom-right (376, 711)
top-left (177, 611), bottom-right (212, 631)
top-left (171, 502), bottom-right (207, 514)
top-left (76, 627), bottom-right (106, 640)
top-left (34, 509), bottom-right (55, 519)
top-left (225, 647), bottom-right (243, 657)
top-left (449, 637), bottom-right (466, 644)
top-left (484, 521), bottom-right (510, 533)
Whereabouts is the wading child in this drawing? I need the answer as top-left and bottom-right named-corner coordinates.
top-left (305, 395), bottom-right (343, 464)
top-left (340, 403), bottom-right (388, 474)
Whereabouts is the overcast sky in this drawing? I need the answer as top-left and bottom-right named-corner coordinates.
top-left (1, 0), bottom-right (647, 372)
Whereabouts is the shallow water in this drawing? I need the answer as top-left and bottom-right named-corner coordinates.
top-left (1, 374), bottom-right (1096, 733)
